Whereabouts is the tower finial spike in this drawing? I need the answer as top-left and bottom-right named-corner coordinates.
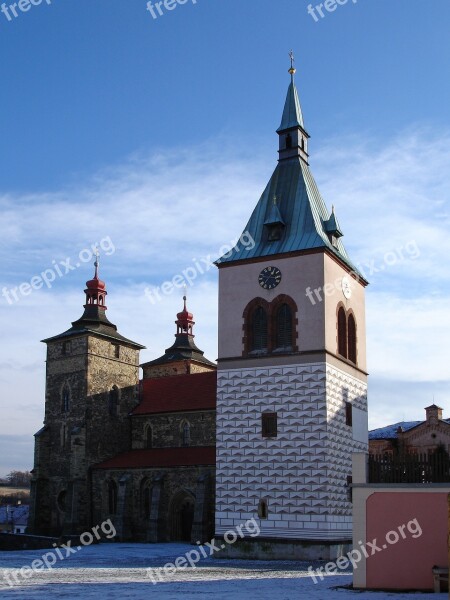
top-left (288, 50), bottom-right (296, 77)
top-left (94, 246), bottom-right (100, 278)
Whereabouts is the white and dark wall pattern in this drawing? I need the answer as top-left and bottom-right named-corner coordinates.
top-left (215, 362), bottom-right (367, 540)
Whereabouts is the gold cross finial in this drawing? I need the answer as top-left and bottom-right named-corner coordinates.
top-left (288, 50), bottom-right (296, 76)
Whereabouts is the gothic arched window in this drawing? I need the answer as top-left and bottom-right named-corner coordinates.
top-left (338, 307), bottom-right (347, 359)
top-left (275, 303), bottom-right (293, 350)
top-left (146, 425), bottom-right (153, 449)
top-left (109, 386), bottom-right (119, 417)
top-left (108, 481), bottom-right (118, 515)
top-left (251, 306), bottom-right (268, 352)
top-left (62, 385), bottom-right (70, 413)
top-left (348, 313), bottom-right (357, 364)
top-left (182, 422), bottom-right (190, 447)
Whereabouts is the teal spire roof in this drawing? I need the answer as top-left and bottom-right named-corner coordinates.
top-left (216, 158), bottom-right (358, 274)
top-left (216, 59), bottom-right (365, 281)
top-left (277, 74), bottom-right (305, 133)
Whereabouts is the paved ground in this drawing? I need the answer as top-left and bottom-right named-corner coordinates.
top-left (0, 543), bottom-right (445, 599)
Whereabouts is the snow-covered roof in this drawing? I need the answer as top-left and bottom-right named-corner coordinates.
top-left (369, 419), bottom-right (450, 440)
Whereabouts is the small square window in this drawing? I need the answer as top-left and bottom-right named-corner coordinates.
top-left (258, 498), bottom-right (269, 519)
top-left (262, 412), bottom-right (278, 438)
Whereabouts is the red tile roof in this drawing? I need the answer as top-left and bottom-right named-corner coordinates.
top-left (133, 371), bottom-right (216, 415)
top-left (94, 446), bottom-right (216, 470)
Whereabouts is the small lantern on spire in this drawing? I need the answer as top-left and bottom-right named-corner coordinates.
top-left (175, 292), bottom-right (195, 337)
top-left (84, 250), bottom-right (107, 309)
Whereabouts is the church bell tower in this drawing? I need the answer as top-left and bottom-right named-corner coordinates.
top-left (215, 55), bottom-right (369, 559)
top-left (28, 256), bottom-right (145, 536)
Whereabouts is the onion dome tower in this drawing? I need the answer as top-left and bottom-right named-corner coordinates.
top-left (141, 296), bottom-right (216, 379)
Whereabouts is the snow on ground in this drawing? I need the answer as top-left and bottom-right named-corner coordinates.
top-left (0, 543), bottom-right (444, 599)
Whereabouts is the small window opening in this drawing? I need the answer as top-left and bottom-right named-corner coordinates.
top-left (258, 499), bottom-right (269, 519)
top-left (345, 402), bottom-right (353, 427)
top-left (262, 412), bottom-right (278, 438)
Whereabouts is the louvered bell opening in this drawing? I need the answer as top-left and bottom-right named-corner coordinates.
top-left (348, 314), bottom-right (357, 364)
top-left (338, 307), bottom-right (347, 359)
top-left (251, 307), bottom-right (268, 352)
top-left (276, 304), bottom-right (293, 350)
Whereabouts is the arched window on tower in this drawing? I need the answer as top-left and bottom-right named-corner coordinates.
top-left (146, 425), bottom-right (153, 449)
top-left (109, 386), bottom-right (119, 417)
top-left (275, 303), bottom-right (293, 350)
top-left (338, 307), bottom-right (347, 359)
top-left (251, 306), bottom-right (268, 352)
top-left (62, 385), bottom-right (70, 413)
top-left (348, 314), bottom-right (357, 364)
top-left (108, 480), bottom-right (118, 515)
top-left (285, 133), bottom-right (292, 149)
top-left (182, 422), bottom-right (191, 447)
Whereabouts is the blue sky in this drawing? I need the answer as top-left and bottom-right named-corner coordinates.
top-left (1, 0), bottom-right (450, 475)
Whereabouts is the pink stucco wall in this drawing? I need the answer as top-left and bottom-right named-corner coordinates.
top-left (366, 492), bottom-right (448, 590)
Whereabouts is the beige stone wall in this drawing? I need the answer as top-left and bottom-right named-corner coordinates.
top-left (323, 253), bottom-right (367, 372)
top-left (87, 336), bottom-right (139, 397)
top-left (218, 251), bottom-right (367, 372)
top-left (143, 360), bottom-right (188, 379)
top-left (218, 253), bottom-right (325, 360)
top-left (142, 359), bottom-right (215, 380)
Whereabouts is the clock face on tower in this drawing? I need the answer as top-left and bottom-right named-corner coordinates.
top-left (342, 276), bottom-right (352, 299)
top-left (258, 266), bottom-right (282, 290)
